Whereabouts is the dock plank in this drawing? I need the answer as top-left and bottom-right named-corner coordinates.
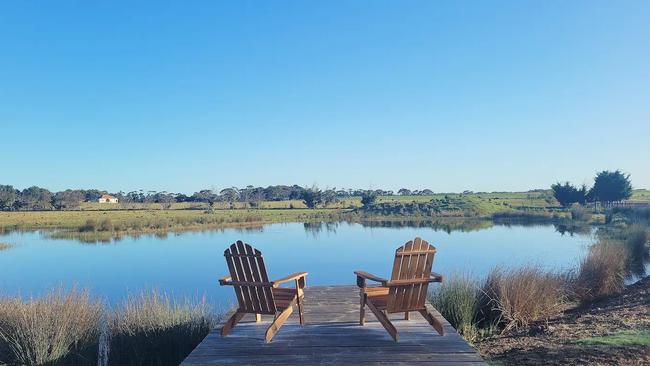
top-left (182, 285), bottom-right (486, 365)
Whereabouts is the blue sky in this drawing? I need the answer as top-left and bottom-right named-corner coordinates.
top-left (1, 1), bottom-right (648, 193)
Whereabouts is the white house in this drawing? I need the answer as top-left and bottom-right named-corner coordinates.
top-left (98, 194), bottom-right (119, 203)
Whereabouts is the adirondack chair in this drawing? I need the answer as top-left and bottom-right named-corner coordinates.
top-left (219, 240), bottom-right (308, 342)
top-left (354, 237), bottom-right (444, 341)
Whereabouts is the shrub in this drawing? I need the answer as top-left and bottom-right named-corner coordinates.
top-left (623, 224), bottom-right (649, 262)
top-left (79, 219), bottom-right (98, 232)
top-left (574, 241), bottom-right (626, 302)
top-left (429, 273), bottom-right (480, 339)
top-left (478, 265), bottom-right (565, 332)
top-left (108, 290), bottom-right (215, 366)
top-left (98, 218), bottom-right (114, 232)
top-left (0, 288), bottom-right (102, 366)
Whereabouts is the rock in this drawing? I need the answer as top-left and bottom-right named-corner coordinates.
top-left (529, 324), bottom-right (555, 336)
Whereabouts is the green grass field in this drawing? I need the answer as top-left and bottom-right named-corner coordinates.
top-left (576, 330), bottom-right (650, 346)
top-left (0, 208), bottom-right (342, 230)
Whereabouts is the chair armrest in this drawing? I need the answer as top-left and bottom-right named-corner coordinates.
top-left (430, 272), bottom-right (443, 282)
top-left (219, 275), bottom-right (232, 286)
top-left (354, 270), bottom-right (388, 287)
top-left (387, 273), bottom-right (444, 286)
top-left (272, 272), bottom-right (308, 287)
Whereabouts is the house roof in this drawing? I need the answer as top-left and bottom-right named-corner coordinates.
top-left (100, 194), bottom-right (116, 199)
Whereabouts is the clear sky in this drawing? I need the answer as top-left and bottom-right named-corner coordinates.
top-left (1, 1), bottom-right (648, 194)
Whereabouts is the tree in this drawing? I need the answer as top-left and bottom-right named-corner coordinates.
top-left (219, 187), bottom-right (239, 204)
top-left (360, 190), bottom-right (378, 209)
top-left (18, 186), bottom-right (53, 210)
top-left (398, 188), bottom-right (411, 196)
top-left (420, 189), bottom-right (434, 195)
top-left (322, 189), bottom-right (338, 206)
top-left (52, 190), bottom-right (86, 209)
top-left (551, 182), bottom-right (587, 207)
top-left (0, 185), bottom-right (19, 210)
top-left (588, 170), bottom-right (632, 204)
top-left (301, 186), bottom-right (322, 209)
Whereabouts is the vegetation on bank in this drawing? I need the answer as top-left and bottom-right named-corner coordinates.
top-left (0, 209), bottom-right (348, 240)
top-left (0, 289), bottom-right (216, 366)
top-left (430, 223), bottom-right (650, 342)
top-left (108, 291), bottom-right (214, 366)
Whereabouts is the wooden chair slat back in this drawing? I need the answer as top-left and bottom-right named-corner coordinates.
top-left (224, 240), bottom-right (276, 314)
top-left (387, 237), bottom-right (437, 313)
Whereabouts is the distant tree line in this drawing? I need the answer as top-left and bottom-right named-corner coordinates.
top-left (551, 170), bottom-right (633, 207)
top-left (0, 184), bottom-right (435, 211)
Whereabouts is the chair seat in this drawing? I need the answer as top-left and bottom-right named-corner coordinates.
top-left (365, 286), bottom-right (389, 310)
top-left (272, 287), bottom-right (298, 310)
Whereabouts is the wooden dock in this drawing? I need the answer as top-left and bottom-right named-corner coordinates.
top-left (181, 285), bottom-right (487, 365)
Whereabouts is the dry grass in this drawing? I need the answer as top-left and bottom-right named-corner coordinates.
top-left (574, 241), bottom-right (627, 302)
top-left (479, 265), bottom-right (565, 332)
top-left (108, 290), bottom-right (216, 366)
top-left (0, 288), bottom-right (102, 366)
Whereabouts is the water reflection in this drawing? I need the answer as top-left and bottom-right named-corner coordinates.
top-left (0, 221), bottom-right (599, 306)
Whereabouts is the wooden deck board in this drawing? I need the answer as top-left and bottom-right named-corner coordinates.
top-left (181, 285), bottom-right (486, 365)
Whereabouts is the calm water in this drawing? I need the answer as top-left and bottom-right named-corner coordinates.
top-left (0, 222), bottom-right (593, 308)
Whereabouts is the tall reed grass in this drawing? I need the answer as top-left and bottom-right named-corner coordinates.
top-left (107, 290), bottom-right (215, 366)
top-left (0, 289), bottom-right (216, 366)
top-left (573, 241), bottom-right (627, 302)
top-left (478, 266), bottom-right (565, 332)
top-left (429, 273), bottom-right (480, 339)
top-left (0, 288), bottom-right (102, 366)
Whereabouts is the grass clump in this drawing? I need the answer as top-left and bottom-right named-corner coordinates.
top-left (570, 204), bottom-right (592, 221)
top-left (576, 330), bottom-right (650, 346)
top-left (0, 288), bottom-right (102, 366)
top-left (429, 273), bottom-right (480, 339)
top-left (108, 290), bottom-right (215, 366)
top-left (574, 241), bottom-right (626, 302)
top-left (479, 265), bottom-right (565, 332)
top-left (623, 224), bottom-right (649, 261)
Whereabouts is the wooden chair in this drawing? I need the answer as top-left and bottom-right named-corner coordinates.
top-left (354, 237), bottom-right (444, 341)
top-left (219, 240), bottom-right (308, 342)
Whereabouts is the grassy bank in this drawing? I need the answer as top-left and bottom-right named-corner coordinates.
top-left (0, 289), bottom-right (216, 366)
top-left (431, 223), bottom-right (649, 342)
top-left (0, 209), bottom-right (349, 241)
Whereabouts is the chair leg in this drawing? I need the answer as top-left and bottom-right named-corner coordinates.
top-left (297, 295), bottom-right (305, 326)
top-left (359, 292), bottom-right (366, 325)
top-left (418, 309), bottom-right (445, 336)
top-left (265, 305), bottom-right (294, 343)
top-left (366, 300), bottom-right (398, 341)
top-left (221, 311), bottom-right (245, 337)
top-left (404, 311), bottom-right (410, 320)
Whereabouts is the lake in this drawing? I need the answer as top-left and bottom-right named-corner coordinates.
top-left (0, 221), bottom-right (594, 309)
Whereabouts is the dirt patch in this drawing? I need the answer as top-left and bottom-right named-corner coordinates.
top-left (476, 276), bottom-right (650, 365)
